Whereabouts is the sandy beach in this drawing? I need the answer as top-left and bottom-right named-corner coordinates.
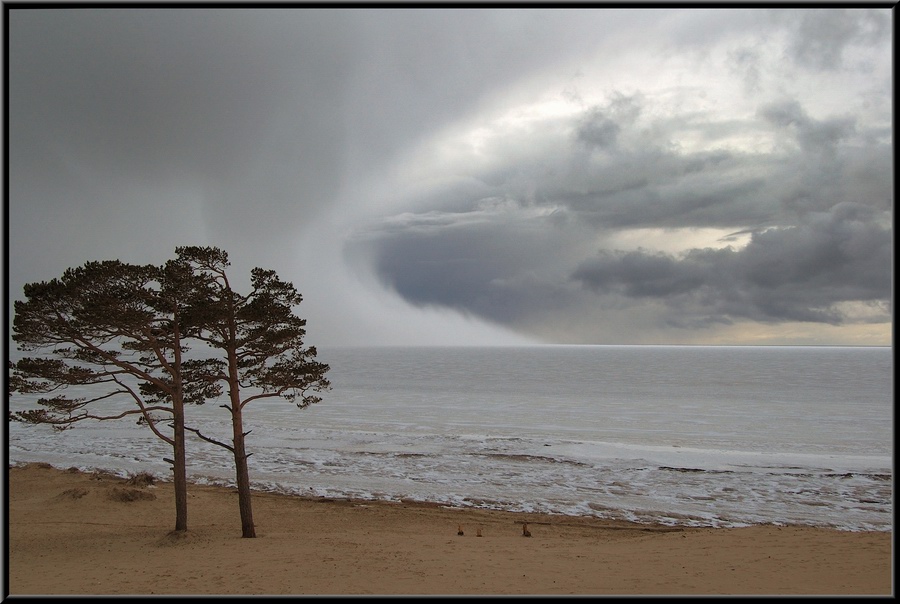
top-left (5, 462), bottom-right (892, 596)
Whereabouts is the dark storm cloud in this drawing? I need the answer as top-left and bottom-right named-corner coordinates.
top-left (349, 207), bottom-right (581, 325)
top-left (359, 83), bottom-right (892, 337)
top-left (571, 202), bottom-right (892, 326)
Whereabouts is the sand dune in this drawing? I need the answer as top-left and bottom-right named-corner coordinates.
top-left (5, 463), bottom-right (892, 595)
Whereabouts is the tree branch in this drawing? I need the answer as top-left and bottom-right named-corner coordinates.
top-left (183, 425), bottom-right (234, 453)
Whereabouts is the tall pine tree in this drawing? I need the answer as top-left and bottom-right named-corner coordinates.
top-left (9, 259), bottom-right (213, 533)
top-left (173, 246), bottom-right (331, 538)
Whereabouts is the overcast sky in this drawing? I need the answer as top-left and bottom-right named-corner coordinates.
top-left (6, 8), bottom-right (893, 347)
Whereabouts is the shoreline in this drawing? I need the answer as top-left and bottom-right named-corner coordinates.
top-left (6, 462), bottom-right (893, 596)
top-left (8, 457), bottom-right (889, 534)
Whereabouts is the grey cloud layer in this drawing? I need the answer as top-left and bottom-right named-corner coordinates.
top-left (8, 8), bottom-right (892, 345)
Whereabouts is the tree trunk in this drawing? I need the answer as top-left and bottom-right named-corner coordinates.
top-left (231, 405), bottom-right (256, 538)
top-left (170, 303), bottom-right (189, 532)
top-left (172, 404), bottom-right (188, 532)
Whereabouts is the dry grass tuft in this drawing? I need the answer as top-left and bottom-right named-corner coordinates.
top-left (55, 488), bottom-right (89, 500)
top-left (90, 470), bottom-right (120, 481)
top-left (125, 471), bottom-right (156, 487)
top-left (107, 487), bottom-right (157, 502)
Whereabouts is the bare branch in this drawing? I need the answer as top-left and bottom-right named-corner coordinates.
top-left (183, 425), bottom-right (234, 453)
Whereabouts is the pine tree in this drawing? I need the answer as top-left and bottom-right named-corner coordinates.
top-left (174, 246), bottom-right (331, 538)
top-left (8, 260), bottom-right (211, 533)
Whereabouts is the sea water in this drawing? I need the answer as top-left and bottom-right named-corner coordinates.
top-left (7, 345), bottom-right (893, 531)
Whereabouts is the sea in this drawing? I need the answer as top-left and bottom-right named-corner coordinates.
top-left (6, 345), bottom-right (893, 532)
